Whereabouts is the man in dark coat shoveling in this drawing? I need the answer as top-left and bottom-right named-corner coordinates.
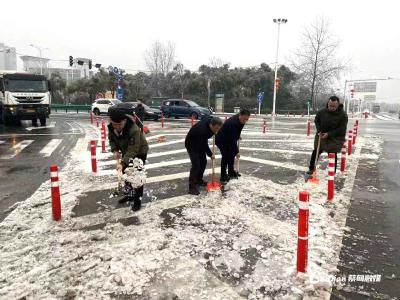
top-left (185, 116), bottom-right (223, 195)
top-left (307, 96), bottom-right (348, 175)
top-left (216, 109), bottom-right (250, 182)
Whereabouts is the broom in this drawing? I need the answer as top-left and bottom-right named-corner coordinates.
top-left (207, 136), bottom-right (221, 191)
top-left (308, 134), bottom-right (321, 184)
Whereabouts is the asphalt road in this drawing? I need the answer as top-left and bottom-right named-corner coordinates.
top-left (0, 113), bottom-right (88, 221)
top-left (1, 112), bottom-right (399, 298)
top-left (331, 115), bottom-right (400, 300)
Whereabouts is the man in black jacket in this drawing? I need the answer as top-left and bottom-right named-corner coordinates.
top-left (134, 100), bottom-right (145, 131)
top-left (308, 96), bottom-right (348, 174)
top-left (216, 109), bottom-right (250, 182)
top-left (185, 116), bottom-right (223, 195)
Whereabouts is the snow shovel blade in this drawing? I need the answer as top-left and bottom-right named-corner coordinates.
top-left (307, 171), bottom-right (320, 184)
top-left (207, 181), bottom-right (221, 192)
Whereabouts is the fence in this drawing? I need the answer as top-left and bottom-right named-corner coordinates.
top-left (51, 104), bottom-right (91, 113)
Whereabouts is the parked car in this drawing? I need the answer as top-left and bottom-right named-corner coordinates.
top-left (110, 102), bottom-right (162, 121)
top-left (92, 98), bottom-right (121, 115)
top-left (161, 99), bottom-right (211, 119)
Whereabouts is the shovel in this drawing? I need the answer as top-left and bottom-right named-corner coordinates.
top-left (308, 134), bottom-right (321, 184)
top-left (112, 158), bottom-right (123, 197)
top-left (237, 138), bottom-right (241, 174)
top-left (207, 136), bottom-right (221, 192)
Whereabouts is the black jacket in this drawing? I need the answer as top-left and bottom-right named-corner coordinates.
top-left (185, 117), bottom-right (214, 157)
top-left (215, 114), bottom-right (244, 154)
top-left (314, 103), bottom-right (348, 153)
top-left (134, 104), bottom-right (145, 122)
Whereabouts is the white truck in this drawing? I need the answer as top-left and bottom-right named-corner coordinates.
top-left (0, 71), bottom-right (51, 126)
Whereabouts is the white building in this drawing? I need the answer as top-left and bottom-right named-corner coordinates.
top-left (0, 43), bottom-right (17, 70)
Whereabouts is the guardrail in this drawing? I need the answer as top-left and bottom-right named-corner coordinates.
top-left (51, 104), bottom-right (91, 113)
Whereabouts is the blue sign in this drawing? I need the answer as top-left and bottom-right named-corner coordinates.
top-left (257, 92), bottom-right (265, 104)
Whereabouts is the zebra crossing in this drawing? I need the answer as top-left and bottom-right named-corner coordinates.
top-left (0, 138), bottom-right (64, 160)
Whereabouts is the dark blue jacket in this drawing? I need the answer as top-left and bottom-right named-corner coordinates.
top-left (185, 117), bottom-right (214, 157)
top-left (215, 114), bottom-right (244, 154)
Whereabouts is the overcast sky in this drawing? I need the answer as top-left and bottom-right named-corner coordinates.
top-left (1, 0), bottom-right (399, 85)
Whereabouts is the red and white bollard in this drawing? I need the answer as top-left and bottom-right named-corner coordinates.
top-left (90, 140), bottom-right (97, 173)
top-left (262, 119), bottom-right (266, 134)
top-left (90, 111), bottom-right (94, 125)
top-left (101, 121), bottom-right (106, 153)
top-left (161, 114), bottom-right (164, 128)
top-left (191, 116), bottom-right (195, 127)
top-left (328, 153), bottom-right (335, 201)
top-left (297, 191), bottom-right (309, 273)
top-left (307, 119), bottom-right (311, 136)
top-left (340, 143), bottom-right (347, 173)
top-left (50, 165), bottom-right (61, 221)
top-left (96, 116), bottom-right (99, 128)
top-left (348, 130), bottom-right (353, 155)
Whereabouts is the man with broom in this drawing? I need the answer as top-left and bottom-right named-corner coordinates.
top-left (108, 108), bottom-right (149, 211)
top-left (185, 116), bottom-right (223, 195)
top-left (216, 109), bottom-right (250, 183)
top-left (307, 96), bottom-right (348, 178)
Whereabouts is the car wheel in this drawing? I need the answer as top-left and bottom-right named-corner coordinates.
top-left (191, 112), bottom-right (198, 120)
top-left (93, 108), bottom-right (100, 116)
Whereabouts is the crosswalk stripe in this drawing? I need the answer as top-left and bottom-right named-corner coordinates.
top-left (149, 138), bottom-right (185, 148)
top-left (39, 139), bottom-right (63, 157)
top-left (0, 140), bottom-right (5, 145)
top-left (0, 140), bottom-right (34, 159)
top-left (239, 155), bottom-right (308, 172)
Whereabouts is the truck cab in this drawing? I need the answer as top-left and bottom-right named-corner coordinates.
top-left (0, 71), bottom-right (51, 126)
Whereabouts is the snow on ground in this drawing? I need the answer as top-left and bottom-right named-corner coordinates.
top-left (0, 122), bottom-right (378, 299)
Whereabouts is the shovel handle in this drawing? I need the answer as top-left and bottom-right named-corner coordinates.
top-left (211, 136), bottom-right (216, 182)
top-left (237, 138), bottom-right (240, 172)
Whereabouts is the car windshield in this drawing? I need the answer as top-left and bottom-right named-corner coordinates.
top-left (5, 79), bottom-right (48, 92)
top-left (110, 100), bottom-right (122, 105)
top-left (185, 100), bottom-right (199, 107)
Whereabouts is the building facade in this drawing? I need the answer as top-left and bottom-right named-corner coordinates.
top-left (0, 43), bottom-right (17, 70)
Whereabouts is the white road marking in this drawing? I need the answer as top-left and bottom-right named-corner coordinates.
top-left (0, 140), bottom-right (34, 159)
top-left (242, 139), bottom-right (313, 143)
top-left (25, 122), bottom-right (56, 131)
top-left (240, 146), bottom-right (310, 155)
top-left (239, 155), bottom-right (308, 172)
top-left (0, 140), bottom-right (5, 145)
top-left (149, 138), bottom-right (185, 148)
top-left (39, 139), bottom-right (63, 157)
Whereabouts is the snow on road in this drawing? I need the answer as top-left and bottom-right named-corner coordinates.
top-left (0, 120), bottom-right (375, 299)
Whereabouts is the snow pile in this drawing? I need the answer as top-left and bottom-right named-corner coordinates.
top-left (0, 132), bottom-right (374, 299)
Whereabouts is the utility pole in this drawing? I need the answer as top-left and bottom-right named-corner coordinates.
top-left (272, 18), bottom-right (287, 117)
top-left (207, 78), bottom-right (211, 109)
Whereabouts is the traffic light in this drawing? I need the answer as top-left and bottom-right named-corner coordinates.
top-left (88, 60), bottom-right (92, 70)
top-left (275, 78), bottom-right (281, 91)
top-left (69, 56), bottom-right (73, 67)
top-left (95, 63), bottom-right (101, 69)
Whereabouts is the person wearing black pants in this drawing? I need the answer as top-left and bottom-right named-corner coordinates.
top-left (216, 109), bottom-right (250, 182)
top-left (108, 108), bottom-right (149, 211)
top-left (307, 96), bottom-right (348, 175)
top-left (185, 117), bottom-right (223, 195)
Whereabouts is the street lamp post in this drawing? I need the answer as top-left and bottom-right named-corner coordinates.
top-left (30, 44), bottom-right (49, 75)
top-left (272, 18), bottom-right (287, 117)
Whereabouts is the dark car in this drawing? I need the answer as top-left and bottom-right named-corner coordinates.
top-left (109, 102), bottom-right (162, 121)
top-left (161, 99), bottom-right (211, 119)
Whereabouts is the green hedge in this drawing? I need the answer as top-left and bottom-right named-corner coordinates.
top-left (51, 104), bottom-right (91, 113)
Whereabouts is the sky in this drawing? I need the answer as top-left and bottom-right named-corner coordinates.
top-left (1, 0), bottom-right (399, 87)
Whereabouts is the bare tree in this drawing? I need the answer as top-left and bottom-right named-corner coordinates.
top-left (173, 62), bottom-right (186, 98)
top-left (144, 40), bottom-right (176, 75)
top-left (290, 17), bottom-right (347, 110)
top-left (208, 57), bottom-right (229, 69)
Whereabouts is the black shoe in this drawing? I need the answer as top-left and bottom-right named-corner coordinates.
top-left (131, 199), bottom-right (142, 211)
top-left (306, 169), bottom-right (315, 175)
top-left (189, 185), bottom-right (200, 195)
top-left (228, 170), bottom-right (240, 179)
top-left (220, 174), bottom-right (230, 183)
top-left (118, 196), bottom-right (132, 204)
top-left (199, 180), bottom-right (207, 187)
